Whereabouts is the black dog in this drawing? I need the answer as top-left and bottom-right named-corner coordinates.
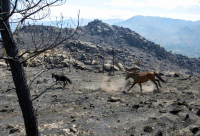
top-left (52, 73), bottom-right (72, 88)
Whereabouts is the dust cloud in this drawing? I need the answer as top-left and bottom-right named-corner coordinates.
top-left (81, 75), bottom-right (156, 93)
top-left (83, 76), bottom-right (126, 93)
top-left (142, 83), bottom-right (155, 93)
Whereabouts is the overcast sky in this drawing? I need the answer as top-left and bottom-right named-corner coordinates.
top-left (48, 0), bottom-right (200, 21)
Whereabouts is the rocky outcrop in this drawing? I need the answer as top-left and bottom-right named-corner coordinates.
top-left (17, 20), bottom-right (200, 75)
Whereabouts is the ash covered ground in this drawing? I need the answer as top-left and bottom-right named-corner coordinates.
top-left (0, 66), bottom-right (200, 136)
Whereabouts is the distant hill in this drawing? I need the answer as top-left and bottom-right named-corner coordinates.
top-left (114, 16), bottom-right (200, 57)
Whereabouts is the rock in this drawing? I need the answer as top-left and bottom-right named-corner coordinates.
top-left (0, 62), bottom-right (7, 67)
top-left (107, 97), bottom-right (122, 102)
top-left (103, 28), bottom-right (109, 32)
top-left (111, 65), bottom-right (119, 71)
top-left (92, 60), bottom-right (98, 65)
top-left (174, 73), bottom-right (180, 77)
top-left (51, 94), bottom-right (57, 98)
top-left (125, 65), bottom-right (140, 72)
top-left (70, 127), bottom-right (77, 133)
top-left (36, 79), bottom-right (43, 84)
top-left (184, 114), bottom-right (189, 120)
top-left (63, 129), bottom-right (70, 134)
top-left (68, 40), bottom-right (98, 53)
top-left (73, 61), bottom-right (87, 70)
top-left (34, 90), bottom-right (39, 93)
top-left (177, 100), bottom-right (188, 106)
top-left (196, 109), bottom-right (200, 116)
top-left (62, 59), bottom-right (69, 67)
top-left (43, 78), bottom-right (48, 83)
top-left (97, 25), bottom-right (101, 30)
top-left (159, 109), bottom-right (166, 113)
top-left (90, 104), bottom-right (95, 108)
top-left (104, 63), bottom-right (111, 71)
top-left (169, 108), bottom-right (182, 115)
top-left (97, 30), bottom-right (102, 33)
top-left (143, 126), bottom-right (153, 133)
top-left (6, 125), bottom-right (14, 129)
top-left (67, 59), bottom-right (75, 65)
top-left (6, 87), bottom-right (14, 92)
top-left (190, 127), bottom-right (199, 134)
top-left (114, 61), bottom-right (124, 70)
top-left (9, 128), bottom-right (20, 134)
top-left (132, 104), bottom-right (140, 109)
top-left (155, 130), bottom-right (163, 136)
top-left (0, 107), bottom-right (14, 113)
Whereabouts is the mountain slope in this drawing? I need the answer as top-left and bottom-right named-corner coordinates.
top-left (114, 16), bottom-right (200, 57)
top-left (18, 20), bottom-right (200, 75)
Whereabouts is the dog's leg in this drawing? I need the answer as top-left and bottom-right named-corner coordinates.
top-left (63, 81), bottom-right (66, 89)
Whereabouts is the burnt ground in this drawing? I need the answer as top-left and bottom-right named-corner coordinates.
top-left (0, 66), bottom-right (200, 136)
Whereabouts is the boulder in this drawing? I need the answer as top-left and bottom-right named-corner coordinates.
top-left (97, 25), bottom-right (101, 30)
top-left (111, 65), bottom-right (119, 71)
top-left (104, 63), bottom-right (120, 71)
top-left (62, 59), bottom-right (69, 67)
top-left (0, 62), bottom-right (7, 67)
top-left (73, 61), bottom-right (87, 70)
top-left (107, 97), bottom-right (122, 102)
top-left (125, 65), bottom-right (140, 72)
top-left (92, 60), bottom-right (98, 65)
top-left (143, 126), bottom-right (153, 133)
top-left (114, 61), bottom-right (124, 70)
top-left (104, 63), bottom-right (111, 71)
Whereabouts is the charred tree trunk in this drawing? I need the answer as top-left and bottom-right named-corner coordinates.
top-left (0, 1), bottom-right (39, 135)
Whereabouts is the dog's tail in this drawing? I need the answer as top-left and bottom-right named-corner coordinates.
top-left (154, 72), bottom-right (166, 83)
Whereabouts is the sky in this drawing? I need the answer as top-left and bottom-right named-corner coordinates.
top-left (48, 0), bottom-right (200, 21)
